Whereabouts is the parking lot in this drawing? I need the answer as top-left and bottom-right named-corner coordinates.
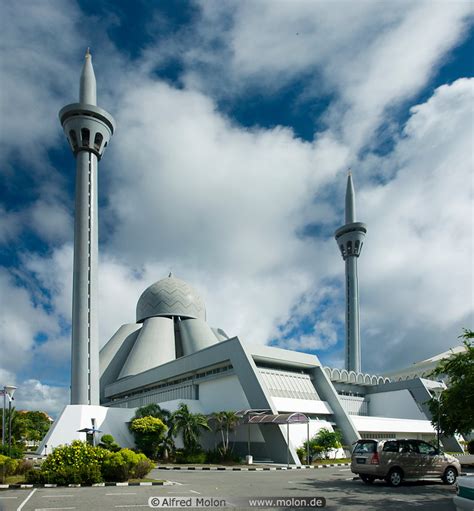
top-left (0, 466), bottom-right (471, 511)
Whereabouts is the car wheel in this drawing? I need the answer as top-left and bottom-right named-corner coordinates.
top-left (360, 475), bottom-right (375, 484)
top-left (386, 468), bottom-right (403, 487)
top-left (442, 467), bottom-right (457, 485)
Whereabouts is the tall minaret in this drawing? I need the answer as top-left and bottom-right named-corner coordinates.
top-left (59, 50), bottom-right (115, 405)
top-left (334, 172), bottom-right (367, 373)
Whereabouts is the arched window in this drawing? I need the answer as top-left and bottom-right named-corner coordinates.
top-left (81, 128), bottom-right (90, 147)
top-left (69, 130), bottom-right (78, 151)
top-left (94, 132), bottom-right (103, 152)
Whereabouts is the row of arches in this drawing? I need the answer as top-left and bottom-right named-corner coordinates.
top-left (324, 366), bottom-right (391, 385)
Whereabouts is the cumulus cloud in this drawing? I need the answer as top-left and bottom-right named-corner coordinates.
top-left (0, 0), bottom-right (472, 411)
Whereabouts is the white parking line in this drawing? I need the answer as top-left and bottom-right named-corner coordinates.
top-left (0, 496), bottom-right (18, 499)
top-left (17, 488), bottom-right (37, 511)
top-left (34, 508), bottom-right (76, 511)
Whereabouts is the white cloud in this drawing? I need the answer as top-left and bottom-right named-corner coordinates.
top-left (13, 380), bottom-right (69, 418)
top-left (0, 0), bottom-right (472, 412)
top-left (185, 0), bottom-right (473, 150)
top-left (358, 78), bottom-right (474, 371)
top-left (0, 269), bottom-right (58, 373)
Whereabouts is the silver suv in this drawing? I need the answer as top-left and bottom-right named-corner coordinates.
top-left (351, 439), bottom-right (461, 487)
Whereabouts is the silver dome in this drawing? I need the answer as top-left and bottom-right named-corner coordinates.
top-left (136, 275), bottom-right (206, 322)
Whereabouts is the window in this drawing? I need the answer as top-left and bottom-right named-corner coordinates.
top-left (382, 441), bottom-right (399, 453)
top-left (399, 440), bottom-right (419, 453)
top-left (81, 128), bottom-right (90, 147)
top-left (353, 440), bottom-right (376, 454)
top-left (417, 441), bottom-right (437, 455)
top-left (93, 132), bottom-right (103, 151)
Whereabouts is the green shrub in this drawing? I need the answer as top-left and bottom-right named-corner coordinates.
top-left (129, 416), bottom-right (167, 459)
top-left (133, 458), bottom-right (154, 479)
top-left (16, 459), bottom-right (34, 475)
top-left (0, 455), bottom-right (19, 481)
top-left (175, 451), bottom-right (207, 464)
top-left (99, 434), bottom-right (121, 452)
top-left (101, 449), bottom-right (154, 482)
top-left (102, 452), bottom-right (129, 482)
top-left (0, 444), bottom-right (25, 459)
top-left (205, 447), bottom-right (241, 463)
top-left (23, 441), bottom-right (153, 485)
top-left (28, 441), bottom-right (106, 484)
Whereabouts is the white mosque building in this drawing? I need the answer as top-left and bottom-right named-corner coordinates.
top-left (37, 53), bottom-right (463, 462)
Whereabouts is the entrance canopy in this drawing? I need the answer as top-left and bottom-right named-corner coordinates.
top-left (236, 409), bottom-right (309, 424)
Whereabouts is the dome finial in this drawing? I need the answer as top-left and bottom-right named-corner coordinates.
top-left (168, 271), bottom-right (173, 278)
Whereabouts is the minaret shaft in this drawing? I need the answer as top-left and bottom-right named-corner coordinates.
top-left (60, 51), bottom-right (115, 406)
top-left (345, 257), bottom-right (361, 372)
top-left (335, 173), bottom-right (366, 373)
top-left (71, 151), bottom-right (99, 405)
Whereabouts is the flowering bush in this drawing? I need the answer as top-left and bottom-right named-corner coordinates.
top-left (130, 416), bottom-right (167, 459)
top-left (25, 441), bottom-right (154, 485)
top-left (101, 448), bottom-right (153, 482)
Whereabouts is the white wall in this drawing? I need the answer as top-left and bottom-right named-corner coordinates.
top-left (37, 405), bottom-right (135, 455)
top-left (368, 390), bottom-right (426, 420)
top-left (198, 375), bottom-right (250, 413)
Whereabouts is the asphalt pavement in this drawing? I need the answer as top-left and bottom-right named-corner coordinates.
top-left (1, 466), bottom-right (472, 511)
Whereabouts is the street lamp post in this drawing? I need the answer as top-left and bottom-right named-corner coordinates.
top-left (432, 382), bottom-right (445, 452)
top-left (8, 397), bottom-right (14, 457)
top-left (1, 385), bottom-right (17, 448)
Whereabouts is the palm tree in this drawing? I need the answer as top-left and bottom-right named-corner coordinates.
top-left (211, 411), bottom-right (240, 457)
top-left (172, 403), bottom-right (210, 454)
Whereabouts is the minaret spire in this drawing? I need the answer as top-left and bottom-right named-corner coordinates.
top-left (59, 53), bottom-right (115, 405)
top-left (335, 171), bottom-right (367, 373)
top-left (345, 170), bottom-right (356, 224)
top-left (79, 48), bottom-right (97, 105)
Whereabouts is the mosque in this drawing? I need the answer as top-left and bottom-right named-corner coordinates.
top-left (38, 53), bottom-right (463, 462)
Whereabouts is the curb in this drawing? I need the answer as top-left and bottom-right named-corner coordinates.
top-left (0, 481), bottom-right (172, 490)
top-left (155, 463), bottom-right (351, 471)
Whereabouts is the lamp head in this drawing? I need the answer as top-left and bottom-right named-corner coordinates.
top-left (4, 385), bottom-right (17, 398)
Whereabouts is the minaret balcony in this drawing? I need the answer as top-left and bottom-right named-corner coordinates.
top-left (335, 222), bottom-right (367, 260)
top-left (59, 103), bottom-right (115, 159)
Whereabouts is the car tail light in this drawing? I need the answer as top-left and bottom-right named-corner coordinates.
top-left (370, 452), bottom-right (380, 465)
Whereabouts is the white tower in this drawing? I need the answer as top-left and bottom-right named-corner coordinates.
top-left (334, 172), bottom-right (367, 373)
top-left (59, 50), bottom-right (115, 405)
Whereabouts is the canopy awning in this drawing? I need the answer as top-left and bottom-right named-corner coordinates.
top-left (236, 409), bottom-right (309, 424)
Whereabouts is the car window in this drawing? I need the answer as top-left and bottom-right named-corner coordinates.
top-left (417, 441), bottom-right (437, 455)
top-left (353, 441), bottom-right (376, 454)
top-left (382, 441), bottom-right (399, 452)
top-left (399, 440), bottom-right (419, 453)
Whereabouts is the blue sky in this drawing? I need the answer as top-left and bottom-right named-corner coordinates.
top-left (0, 0), bottom-right (473, 416)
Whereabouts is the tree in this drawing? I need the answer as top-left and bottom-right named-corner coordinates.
top-left (129, 416), bottom-right (167, 459)
top-left (0, 410), bottom-right (51, 446)
top-left (133, 404), bottom-right (175, 460)
top-left (211, 411), bottom-right (240, 457)
top-left (428, 329), bottom-right (474, 437)
top-left (312, 428), bottom-right (342, 459)
top-left (171, 403), bottom-right (210, 454)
